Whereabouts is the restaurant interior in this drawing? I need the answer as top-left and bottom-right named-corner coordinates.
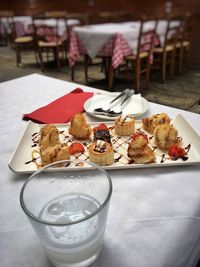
top-left (1, 1), bottom-right (200, 267)
top-left (0, 0), bottom-right (200, 113)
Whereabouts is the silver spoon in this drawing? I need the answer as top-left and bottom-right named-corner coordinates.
top-left (106, 89), bottom-right (135, 117)
top-left (93, 88), bottom-right (131, 115)
top-left (93, 89), bottom-right (135, 117)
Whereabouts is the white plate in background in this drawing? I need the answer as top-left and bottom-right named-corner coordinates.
top-left (84, 93), bottom-right (149, 120)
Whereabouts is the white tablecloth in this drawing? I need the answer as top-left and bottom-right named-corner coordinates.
top-left (0, 74), bottom-right (200, 267)
top-left (1, 16), bottom-right (80, 37)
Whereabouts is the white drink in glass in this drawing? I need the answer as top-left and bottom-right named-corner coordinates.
top-left (20, 160), bottom-right (112, 267)
top-left (36, 193), bottom-right (108, 267)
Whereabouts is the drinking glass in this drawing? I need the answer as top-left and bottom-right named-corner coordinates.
top-left (20, 160), bottom-right (112, 267)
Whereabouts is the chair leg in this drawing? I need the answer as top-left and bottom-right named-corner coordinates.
top-left (178, 48), bottom-right (183, 75)
top-left (162, 53), bottom-right (167, 83)
top-left (186, 46), bottom-right (191, 71)
top-left (135, 59), bottom-right (141, 93)
top-left (55, 47), bottom-right (61, 71)
top-left (170, 50), bottom-right (175, 79)
top-left (108, 58), bottom-right (114, 91)
top-left (71, 65), bottom-right (75, 81)
top-left (104, 57), bottom-right (109, 79)
top-left (46, 49), bottom-right (49, 62)
top-left (15, 47), bottom-right (21, 67)
top-left (104, 57), bottom-right (109, 74)
top-left (34, 49), bottom-right (39, 64)
top-left (145, 59), bottom-right (150, 89)
top-left (101, 58), bottom-right (105, 73)
top-left (38, 47), bottom-right (44, 72)
top-left (84, 55), bottom-right (89, 85)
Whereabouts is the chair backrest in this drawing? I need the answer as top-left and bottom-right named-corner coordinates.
top-left (162, 15), bottom-right (184, 49)
top-left (136, 16), bottom-right (158, 61)
top-left (32, 15), bottom-right (67, 44)
top-left (182, 12), bottom-right (192, 42)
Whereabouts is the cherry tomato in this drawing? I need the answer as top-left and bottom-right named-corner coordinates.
top-left (69, 143), bottom-right (85, 155)
top-left (169, 144), bottom-right (186, 158)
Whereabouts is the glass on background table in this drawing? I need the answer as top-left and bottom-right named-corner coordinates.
top-left (20, 159), bottom-right (112, 267)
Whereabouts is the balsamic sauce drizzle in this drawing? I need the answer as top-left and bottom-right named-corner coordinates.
top-left (31, 144), bottom-right (37, 147)
top-left (115, 155), bottom-right (122, 163)
top-left (185, 144), bottom-right (191, 153)
top-left (32, 132), bottom-right (39, 137)
top-left (25, 156), bottom-right (40, 165)
top-left (31, 132), bottom-right (39, 147)
top-left (160, 154), bottom-right (167, 163)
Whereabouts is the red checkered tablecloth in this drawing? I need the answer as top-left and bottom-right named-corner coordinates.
top-left (68, 30), bottom-right (159, 69)
top-left (68, 31), bottom-right (132, 68)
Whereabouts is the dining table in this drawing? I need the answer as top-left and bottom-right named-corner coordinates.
top-left (68, 20), bottom-right (180, 90)
top-left (0, 73), bottom-right (200, 267)
top-left (68, 20), bottom-right (179, 68)
top-left (0, 16), bottom-right (80, 38)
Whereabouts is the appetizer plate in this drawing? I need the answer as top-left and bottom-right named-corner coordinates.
top-left (84, 93), bottom-right (149, 120)
top-left (8, 114), bottom-right (200, 174)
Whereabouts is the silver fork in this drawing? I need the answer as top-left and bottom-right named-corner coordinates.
top-left (93, 89), bottom-right (135, 117)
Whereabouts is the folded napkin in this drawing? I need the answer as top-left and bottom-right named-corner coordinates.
top-left (23, 88), bottom-right (93, 124)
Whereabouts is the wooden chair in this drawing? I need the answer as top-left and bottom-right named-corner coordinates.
top-left (152, 15), bottom-right (183, 82)
top-left (14, 35), bottom-right (35, 67)
top-left (32, 15), bottom-right (68, 72)
top-left (109, 16), bottom-right (158, 93)
top-left (174, 13), bottom-right (192, 75)
top-left (9, 15), bottom-right (36, 67)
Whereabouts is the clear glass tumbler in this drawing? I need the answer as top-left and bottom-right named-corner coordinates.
top-left (20, 160), bottom-right (112, 267)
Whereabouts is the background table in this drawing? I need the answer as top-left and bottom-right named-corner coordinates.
top-left (0, 74), bottom-right (200, 267)
top-left (1, 16), bottom-right (80, 37)
top-left (69, 20), bottom-right (179, 68)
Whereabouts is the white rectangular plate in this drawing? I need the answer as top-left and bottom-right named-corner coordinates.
top-left (8, 114), bottom-right (200, 173)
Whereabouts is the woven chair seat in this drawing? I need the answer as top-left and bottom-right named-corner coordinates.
top-left (154, 45), bottom-right (174, 53)
top-left (38, 40), bottom-right (62, 47)
top-left (175, 40), bottom-right (190, 48)
top-left (125, 51), bottom-right (148, 61)
top-left (15, 36), bottom-right (33, 43)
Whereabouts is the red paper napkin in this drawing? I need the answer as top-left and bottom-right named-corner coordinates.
top-left (23, 88), bottom-right (93, 124)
